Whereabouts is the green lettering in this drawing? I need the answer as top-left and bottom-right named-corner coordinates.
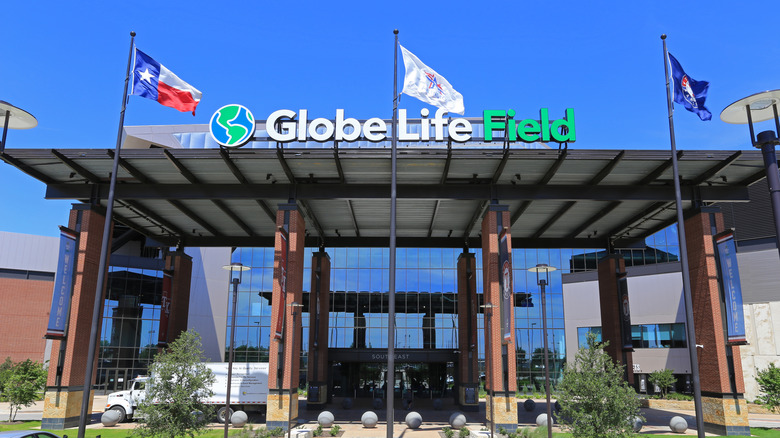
top-left (540, 108), bottom-right (550, 142)
top-left (507, 109), bottom-right (516, 141)
top-left (483, 110), bottom-right (505, 141)
top-left (550, 108), bottom-right (576, 142)
top-left (517, 119), bottom-right (541, 142)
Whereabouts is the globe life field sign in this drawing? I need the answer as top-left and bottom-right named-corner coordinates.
top-left (209, 106), bottom-right (575, 146)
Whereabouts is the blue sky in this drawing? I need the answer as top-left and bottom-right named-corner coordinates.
top-left (2, 1), bottom-right (780, 237)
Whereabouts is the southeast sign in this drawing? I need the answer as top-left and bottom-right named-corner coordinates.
top-left (209, 107), bottom-right (575, 145)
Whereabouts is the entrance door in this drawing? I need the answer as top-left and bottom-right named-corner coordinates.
top-left (330, 362), bottom-right (454, 399)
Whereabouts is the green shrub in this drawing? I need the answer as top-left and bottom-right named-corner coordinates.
top-left (3, 359), bottom-right (47, 422)
top-left (443, 426), bottom-right (454, 438)
top-left (648, 369), bottom-right (676, 399)
top-left (329, 424), bottom-right (341, 436)
top-left (268, 427), bottom-right (285, 437)
top-left (665, 392), bottom-right (693, 401)
top-left (313, 425), bottom-right (323, 437)
top-left (459, 426), bottom-right (470, 437)
top-left (557, 332), bottom-right (643, 437)
top-left (756, 363), bottom-right (780, 413)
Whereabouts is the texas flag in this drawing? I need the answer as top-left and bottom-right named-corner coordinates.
top-left (131, 48), bottom-right (202, 115)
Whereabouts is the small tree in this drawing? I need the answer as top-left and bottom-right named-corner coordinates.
top-left (756, 363), bottom-right (780, 413)
top-left (0, 357), bottom-right (14, 398)
top-left (132, 329), bottom-right (215, 438)
top-left (647, 369), bottom-right (676, 398)
top-left (557, 333), bottom-right (642, 438)
top-left (4, 359), bottom-right (47, 421)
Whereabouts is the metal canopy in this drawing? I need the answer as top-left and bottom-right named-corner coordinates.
top-left (0, 146), bottom-right (764, 249)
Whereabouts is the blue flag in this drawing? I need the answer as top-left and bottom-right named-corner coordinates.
top-left (668, 53), bottom-right (711, 121)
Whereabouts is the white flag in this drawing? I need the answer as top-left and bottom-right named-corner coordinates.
top-left (400, 44), bottom-right (464, 115)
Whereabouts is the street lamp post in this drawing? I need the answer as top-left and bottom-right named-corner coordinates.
top-left (528, 264), bottom-right (557, 438)
top-left (722, 90), bottom-right (780, 259)
top-left (529, 322), bottom-right (536, 392)
top-left (0, 100), bottom-right (37, 153)
top-left (480, 303), bottom-right (496, 438)
top-left (222, 262), bottom-right (249, 438)
top-left (287, 302), bottom-right (303, 438)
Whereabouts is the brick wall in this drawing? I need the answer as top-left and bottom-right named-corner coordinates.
top-left (480, 206), bottom-right (517, 394)
top-left (0, 277), bottom-right (53, 363)
top-left (685, 209), bottom-right (745, 395)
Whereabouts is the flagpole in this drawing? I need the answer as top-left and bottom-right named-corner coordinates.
top-left (387, 28), bottom-right (398, 438)
top-left (661, 34), bottom-right (705, 438)
top-left (77, 30), bottom-right (135, 438)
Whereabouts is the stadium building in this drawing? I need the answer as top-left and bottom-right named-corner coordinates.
top-left (1, 109), bottom-right (777, 435)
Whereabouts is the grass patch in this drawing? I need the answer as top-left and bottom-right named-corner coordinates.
top-left (751, 428), bottom-right (780, 437)
top-left (0, 422), bottom-right (233, 438)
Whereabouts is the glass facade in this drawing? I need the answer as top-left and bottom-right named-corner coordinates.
top-left (97, 266), bottom-right (164, 392)
top-left (88, 224), bottom-right (679, 395)
top-left (228, 246), bottom-right (586, 394)
top-left (577, 323), bottom-right (687, 349)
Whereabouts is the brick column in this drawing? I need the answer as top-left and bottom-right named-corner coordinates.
top-left (307, 250), bottom-right (330, 409)
top-left (42, 205), bottom-right (107, 429)
top-left (267, 204), bottom-right (305, 430)
top-left (685, 208), bottom-right (749, 436)
top-left (162, 250), bottom-right (193, 345)
top-left (597, 254), bottom-right (634, 385)
top-left (457, 251), bottom-right (479, 411)
top-left (481, 205), bottom-right (518, 433)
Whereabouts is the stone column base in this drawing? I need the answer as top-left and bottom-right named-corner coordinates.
top-left (702, 394), bottom-right (750, 436)
top-left (41, 388), bottom-right (94, 430)
top-left (486, 394), bottom-right (518, 433)
top-left (267, 391), bottom-right (299, 430)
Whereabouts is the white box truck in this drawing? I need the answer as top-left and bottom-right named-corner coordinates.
top-left (105, 362), bottom-right (269, 423)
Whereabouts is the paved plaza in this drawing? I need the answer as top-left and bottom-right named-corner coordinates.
top-left (2, 395), bottom-right (779, 436)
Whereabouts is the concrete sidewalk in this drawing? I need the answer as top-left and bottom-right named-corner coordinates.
top-left (2, 396), bottom-right (778, 436)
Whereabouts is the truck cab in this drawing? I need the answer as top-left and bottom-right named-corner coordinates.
top-left (105, 376), bottom-right (148, 422)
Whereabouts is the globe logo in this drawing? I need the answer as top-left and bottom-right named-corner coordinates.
top-left (209, 104), bottom-right (256, 147)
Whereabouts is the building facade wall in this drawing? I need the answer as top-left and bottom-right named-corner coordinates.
top-left (0, 231), bottom-right (58, 364)
top-left (563, 266), bottom-right (692, 376)
top-left (736, 247), bottom-right (780, 402)
top-left (0, 277), bottom-right (54, 363)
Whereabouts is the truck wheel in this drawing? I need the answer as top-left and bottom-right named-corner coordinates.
top-left (217, 406), bottom-right (234, 424)
top-left (109, 406), bottom-right (127, 423)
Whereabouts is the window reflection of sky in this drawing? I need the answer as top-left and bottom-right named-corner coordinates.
top-left (224, 225), bottom-right (679, 381)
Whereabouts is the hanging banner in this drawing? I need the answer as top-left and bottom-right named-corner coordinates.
top-left (274, 229), bottom-right (289, 340)
top-left (714, 230), bottom-right (747, 345)
top-left (498, 228), bottom-right (512, 341)
top-left (157, 272), bottom-right (172, 347)
top-left (616, 272), bottom-right (633, 350)
top-left (45, 227), bottom-right (78, 338)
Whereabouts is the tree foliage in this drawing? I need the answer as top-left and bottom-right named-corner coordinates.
top-left (557, 333), bottom-right (642, 438)
top-left (3, 359), bottom-right (47, 421)
top-left (132, 329), bottom-right (215, 438)
top-left (0, 357), bottom-right (14, 397)
top-left (648, 369), bottom-right (676, 398)
top-left (756, 363), bottom-right (780, 413)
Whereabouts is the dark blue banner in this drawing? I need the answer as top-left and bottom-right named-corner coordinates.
top-left (498, 228), bottom-right (512, 341)
top-left (714, 231), bottom-right (747, 344)
top-left (45, 227), bottom-right (78, 338)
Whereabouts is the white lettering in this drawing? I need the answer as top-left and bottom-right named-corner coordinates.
top-left (364, 118), bottom-right (387, 141)
top-left (335, 109), bottom-right (361, 142)
top-left (420, 108), bottom-right (430, 141)
top-left (297, 109), bottom-right (308, 141)
top-left (450, 118), bottom-right (472, 142)
top-left (267, 109), bottom-right (296, 142)
top-left (265, 109), bottom-right (472, 143)
top-left (309, 118), bottom-right (335, 142)
top-left (398, 109), bottom-right (419, 141)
